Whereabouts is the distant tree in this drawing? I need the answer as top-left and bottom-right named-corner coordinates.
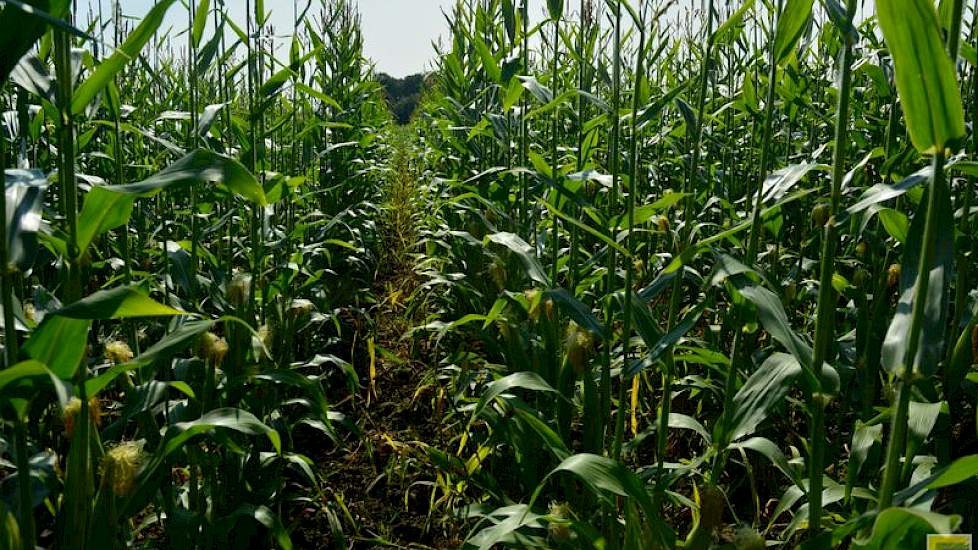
top-left (376, 72), bottom-right (427, 124)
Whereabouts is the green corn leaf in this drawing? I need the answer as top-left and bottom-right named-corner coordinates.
top-left (0, 360), bottom-right (67, 418)
top-left (651, 188), bottom-right (816, 283)
top-left (926, 454), bottom-right (978, 489)
top-left (0, 360), bottom-right (50, 394)
top-left (258, 64), bottom-right (296, 100)
top-left (542, 200), bottom-right (629, 257)
top-left (76, 149), bottom-right (265, 258)
top-left (534, 453), bottom-right (653, 514)
top-left (546, 0), bottom-right (563, 20)
top-left (165, 241), bottom-right (194, 296)
top-left (164, 408), bottom-right (281, 456)
top-left (501, 0), bottom-right (516, 42)
top-left (520, 76), bottom-right (554, 104)
top-left (501, 76), bottom-right (524, 111)
top-left (217, 505), bottom-right (292, 550)
top-left (471, 372), bottom-right (557, 423)
top-left (255, 368), bottom-right (337, 442)
top-left (23, 317), bottom-right (90, 379)
top-left (294, 81), bottom-right (341, 109)
top-left (877, 208), bottom-right (910, 243)
top-left (72, 0), bottom-right (177, 115)
top-left (464, 504), bottom-right (545, 550)
top-left (773, 0), bottom-right (814, 64)
top-left (227, 15), bottom-right (248, 43)
top-left (3, 169), bottom-right (48, 271)
top-left (822, 0), bottom-right (856, 38)
top-left (122, 409), bottom-right (282, 519)
top-left (738, 285), bottom-right (813, 369)
top-left (947, 160), bottom-right (978, 178)
top-left (512, 409), bottom-right (571, 461)
top-left (192, 0), bottom-right (209, 48)
top-left (617, 0), bottom-right (641, 26)
top-left (54, 285), bottom-right (185, 319)
top-left (713, 0), bottom-right (755, 45)
top-left (526, 89), bottom-right (576, 120)
top-left (0, 0), bottom-right (71, 85)
top-left (845, 423), bottom-right (883, 493)
top-left (544, 288), bottom-right (609, 340)
top-left (761, 163), bottom-right (829, 204)
top-left (668, 413), bottom-right (711, 443)
top-left (906, 401), bottom-right (943, 463)
top-left (487, 232), bottom-right (551, 287)
top-left (937, 0), bottom-right (954, 30)
top-left (636, 81), bottom-right (688, 129)
top-left (195, 23), bottom-right (229, 77)
top-left (290, 32), bottom-right (300, 67)
top-left (960, 41), bottom-right (978, 67)
top-left (86, 320), bottom-right (217, 396)
top-left (741, 72), bottom-right (760, 113)
top-left (876, 0), bottom-right (966, 153)
top-left (530, 454), bottom-right (674, 548)
top-left (945, 310), bottom-right (978, 397)
top-left (627, 303), bottom-right (706, 377)
top-left (10, 53), bottom-right (56, 103)
top-left (608, 191), bottom-right (688, 230)
top-left (709, 253), bottom-right (761, 287)
top-left (852, 508), bottom-right (960, 550)
top-left (720, 352), bottom-right (802, 445)
top-left (881, 182), bottom-right (954, 377)
top-left (74, 186), bottom-right (134, 261)
top-left (843, 166), bottom-right (931, 221)
top-left (471, 32), bottom-right (501, 83)
top-left (196, 102), bottom-right (227, 137)
top-left (729, 436), bottom-right (804, 488)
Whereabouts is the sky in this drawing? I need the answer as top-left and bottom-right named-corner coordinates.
top-left (87, 0), bottom-right (548, 77)
top-left (87, 1), bottom-right (878, 77)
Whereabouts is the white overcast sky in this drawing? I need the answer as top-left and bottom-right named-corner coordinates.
top-left (87, 1), bottom-right (879, 77)
top-left (86, 0), bottom-right (551, 77)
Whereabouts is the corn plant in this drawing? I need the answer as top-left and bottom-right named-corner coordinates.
top-left (412, 0), bottom-right (978, 548)
top-left (4, 0), bottom-right (978, 548)
top-left (0, 0), bottom-right (389, 547)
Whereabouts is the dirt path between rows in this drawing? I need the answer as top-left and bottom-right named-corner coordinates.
top-left (292, 130), bottom-right (462, 549)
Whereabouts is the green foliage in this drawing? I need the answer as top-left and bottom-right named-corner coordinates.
top-left (411, 0), bottom-right (978, 547)
top-left (876, 0), bottom-right (966, 152)
top-left (0, 0), bottom-right (389, 546)
top-left (3, 0), bottom-right (978, 547)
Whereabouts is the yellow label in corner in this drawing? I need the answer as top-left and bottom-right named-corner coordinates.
top-left (927, 534), bottom-right (973, 550)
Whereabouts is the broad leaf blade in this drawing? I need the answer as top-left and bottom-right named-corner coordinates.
top-left (739, 285), bottom-right (813, 368)
top-left (107, 149), bottom-right (266, 204)
top-left (881, 183), bottom-right (954, 377)
top-left (773, 0), bottom-right (814, 64)
top-left (3, 169), bottom-right (48, 270)
top-left (165, 408), bottom-right (281, 456)
top-left (471, 371), bottom-right (557, 422)
top-left (723, 353), bottom-right (802, 444)
top-left (192, 0), bottom-right (209, 48)
top-left (54, 286), bottom-right (185, 320)
top-left (23, 317), bottom-right (90, 379)
top-left (713, 0), bottom-right (756, 45)
top-left (876, 0), bottom-right (966, 152)
top-left (487, 232), bottom-right (551, 287)
top-left (0, 0), bottom-right (70, 85)
top-left (71, 0), bottom-right (177, 115)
